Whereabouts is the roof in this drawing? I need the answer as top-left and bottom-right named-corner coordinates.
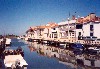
top-left (30, 27), bottom-right (37, 30)
top-left (37, 25), bottom-right (46, 29)
top-left (58, 20), bottom-right (76, 25)
top-left (49, 23), bottom-right (58, 28)
top-left (58, 13), bottom-right (100, 25)
top-left (31, 23), bottom-right (58, 29)
top-left (76, 13), bottom-right (100, 24)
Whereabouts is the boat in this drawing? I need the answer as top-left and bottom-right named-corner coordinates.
top-left (17, 37), bottom-right (21, 39)
top-left (5, 38), bottom-right (11, 46)
top-left (4, 55), bottom-right (28, 69)
top-left (3, 47), bottom-right (27, 69)
top-left (71, 43), bottom-right (84, 51)
top-left (87, 47), bottom-right (100, 55)
top-left (25, 37), bottom-right (29, 41)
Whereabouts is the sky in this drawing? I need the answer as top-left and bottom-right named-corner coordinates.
top-left (0, 0), bottom-right (100, 35)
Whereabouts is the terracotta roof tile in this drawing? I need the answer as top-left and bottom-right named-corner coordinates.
top-left (76, 13), bottom-right (100, 24)
top-left (29, 23), bottom-right (58, 30)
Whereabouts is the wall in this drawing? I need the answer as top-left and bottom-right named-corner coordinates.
top-left (94, 23), bottom-right (100, 38)
top-left (83, 23), bottom-right (90, 37)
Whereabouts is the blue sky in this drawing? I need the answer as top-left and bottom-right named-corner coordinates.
top-left (0, 0), bottom-right (100, 35)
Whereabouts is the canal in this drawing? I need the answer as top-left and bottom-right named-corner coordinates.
top-left (1, 38), bottom-right (100, 69)
top-left (1, 38), bottom-right (68, 69)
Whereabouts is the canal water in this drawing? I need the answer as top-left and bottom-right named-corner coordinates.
top-left (1, 38), bottom-right (100, 69)
top-left (2, 38), bottom-right (69, 69)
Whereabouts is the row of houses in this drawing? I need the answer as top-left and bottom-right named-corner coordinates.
top-left (26, 13), bottom-right (100, 41)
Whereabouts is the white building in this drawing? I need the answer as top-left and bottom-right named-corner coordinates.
top-left (58, 20), bottom-right (76, 39)
top-left (50, 24), bottom-right (59, 39)
top-left (26, 27), bottom-right (38, 39)
top-left (77, 13), bottom-right (100, 39)
top-left (26, 13), bottom-right (100, 41)
top-left (26, 23), bottom-right (59, 40)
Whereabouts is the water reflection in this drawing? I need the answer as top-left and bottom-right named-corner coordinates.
top-left (11, 39), bottom-right (28, 47)
top-left (28, 42), bottom-right (100, 69)
top-left (1, 39), bottom-right (67, 69)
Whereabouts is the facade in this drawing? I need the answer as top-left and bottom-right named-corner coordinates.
top-left (77, 13), bottom-right (100, 39)
top-left (26, 27), bottom-right (34, 38)
top-left (83, 22), bottom-right (100, 38)
top-left (49, 24), bottom-right (59, 39)
top-left (26, 27), bottom-right (38, 39)
top-left (26, 13), bottom-right (100, 40)
top-left (58, 20), bottom-right (76, 39)
top-left (26, 23), bottom-right (58, 40)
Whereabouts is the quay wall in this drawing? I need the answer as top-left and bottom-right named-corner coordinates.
top-left (25, 37), bottom-right (100, 46)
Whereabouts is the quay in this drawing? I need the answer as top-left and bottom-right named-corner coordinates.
top-left (27, 38), bottom-right (100, 48)
top-left (26, 37), bottom-right (100, 60)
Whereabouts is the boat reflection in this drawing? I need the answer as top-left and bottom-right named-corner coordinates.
top-left (28, 42), bottom-right (100, 69)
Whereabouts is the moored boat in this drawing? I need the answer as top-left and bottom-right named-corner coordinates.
top-left (4, 55), bottom-right (28, 69)
top-left (17, 37), bottom-right (21, 39)
top-left (5, 38), bottom-right (11, 46)
top-left (25, 37), bottom-right (29, 41)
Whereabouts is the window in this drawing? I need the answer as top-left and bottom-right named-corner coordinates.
top-left (90, 33), bottom-right (93, 36)
top-left (50, 34), bottom-right (51, 38)
top-left (92, 36), bottom-right (97, 39)
top-left (70, 33), bottom-right (71, 36)
top-left (76, 24), bottom-right (82, 29)
top-left (54, 34), bottom-right (57, 38)
top-left (52, 34), bottom-right (53, 38)
top-left (79, 32), bottom-right (81, 36)
top-left (72, 33), bottom-right (74, 34)
top-left (53, 28), bottom-right (55, 30)
top-left (90, 25), bottom-right (93, 31)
